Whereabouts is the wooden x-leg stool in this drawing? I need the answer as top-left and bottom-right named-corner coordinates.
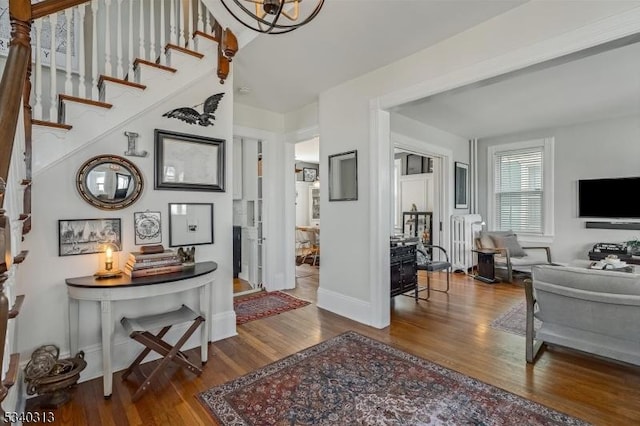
top-left (121, 305), bottom-right (205, 401)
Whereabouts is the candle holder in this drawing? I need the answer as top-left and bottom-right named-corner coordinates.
top-left (94, 242), bottom-right (122, 279)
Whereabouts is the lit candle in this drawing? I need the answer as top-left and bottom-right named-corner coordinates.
top-left (105, 247), bottom-right (113, 271)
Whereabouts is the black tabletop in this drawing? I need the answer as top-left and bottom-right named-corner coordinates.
top-left (65, 261), bottom-right (218, 288)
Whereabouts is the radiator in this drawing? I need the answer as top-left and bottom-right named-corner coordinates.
top-left (451, 214), bottom-right (483, 273)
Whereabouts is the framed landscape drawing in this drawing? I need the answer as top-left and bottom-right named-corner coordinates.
top-left (155, 129), bottom-right (225, 192)
top-left (58, 218), bottom-right (121, 256)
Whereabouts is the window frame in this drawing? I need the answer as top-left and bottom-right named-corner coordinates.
top-left (487, 137), bottom-right (554, 243)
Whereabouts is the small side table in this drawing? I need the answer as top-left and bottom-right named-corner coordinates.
top-left (472, 249), bottom-right (500, 283)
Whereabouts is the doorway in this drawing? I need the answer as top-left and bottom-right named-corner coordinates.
top-left (232, 136), bottom-right (265, 296)
top-left (294, 137), bottom-right (320, 283)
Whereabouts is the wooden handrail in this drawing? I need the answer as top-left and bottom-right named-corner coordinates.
top-left (0, 0), bottom-right (31, 209)
top-left (32, 0), bottom-right (92, 20)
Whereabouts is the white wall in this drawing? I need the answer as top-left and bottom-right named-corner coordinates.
top-left (234, 102), bottom-right (285, 133)
top-left (478, 113), bottom-right (640, 263)
top-left (316, 1), bottom-right (640, 326)
top-left (16, 72), bottom-right (235, 381)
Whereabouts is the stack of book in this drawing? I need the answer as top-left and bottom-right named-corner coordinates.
top-left (125, 249), bottom-right (183, 277)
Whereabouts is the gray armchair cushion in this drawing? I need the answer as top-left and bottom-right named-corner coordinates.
top-left (492, 234), bottom-right (527, 257)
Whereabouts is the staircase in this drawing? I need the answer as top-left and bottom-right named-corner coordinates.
top-left (0, 0), bottom-right (237, 415)
top-left (28, 0), bottom-right (237, 174)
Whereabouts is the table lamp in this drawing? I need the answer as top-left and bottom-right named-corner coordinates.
top-left (95, 242), bottom-right (122, 278)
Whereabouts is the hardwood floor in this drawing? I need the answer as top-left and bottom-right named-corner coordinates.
top-left (31, 268), bottom-right (640, 425)
top-left (232, 277), bottom-right (253, 293)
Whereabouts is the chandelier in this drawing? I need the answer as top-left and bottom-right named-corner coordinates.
top-left (220, 0), bottom-right (324, 34)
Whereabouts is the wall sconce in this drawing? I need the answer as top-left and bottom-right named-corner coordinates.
top-left (95, 242), bottom-right (122, 279)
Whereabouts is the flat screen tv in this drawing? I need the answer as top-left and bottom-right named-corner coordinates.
top-left (578, 177), bottom-right (640, 218)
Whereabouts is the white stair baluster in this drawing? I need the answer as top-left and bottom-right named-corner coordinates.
top-left (139, 0), bottom-right (146, 60)
top-left (170, 0), bottom-right (177, 45)
top-left (104, 0), bottom-right (112, 76)
top-left (64, 9), bottom-right (73, 94)
top-left (149, 0), bottom-right (156, 60)
top-left (178, 0), bottom-right (186, 48)
top-left (160, 0), bottom-right (166, 62)
top-left (78, 4), bottom-right (87, 97)
top-left (49, 13), bottom-right (58, 121)
top-left (91, 0), bottom-right (99, 100)
top-left (187, 0), bottom-right (193, 48)
top-left (116, 0), bottom-right (124, 79)
top-left (33, 18), bottom-right (43, 120)
top-left (205, 8), bottom-right (211, 34)
top-left (197, 0), bottom-right (203, 32)
top-left (128, 0), bottom-right (134, 79)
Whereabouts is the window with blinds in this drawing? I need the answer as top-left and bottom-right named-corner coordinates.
top-left (494, 148), bottom-right (543, 233)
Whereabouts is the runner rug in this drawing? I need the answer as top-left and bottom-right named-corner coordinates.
top-left (234, 291), bottom-right (310, 325)
top-left (490, 301), bottom-right (541, 337)
top-left (198, 331), bottom-right (586, 425)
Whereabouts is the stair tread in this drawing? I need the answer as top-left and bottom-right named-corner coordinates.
top-left (98, 75), bottom-right (147, 90)
top-left (32, 119), bottom-right (72, 130)
top-left (165, 43), bottom-right (205, 59)
top-left (59, 94), bottom-right (113, 109)
top-left (194, 30), bottom-right (218, 42)
top-left (133, 58), bottom-right (177, 73)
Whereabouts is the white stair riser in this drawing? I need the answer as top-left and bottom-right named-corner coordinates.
top-left (99, 81), bottom-right (145, 105)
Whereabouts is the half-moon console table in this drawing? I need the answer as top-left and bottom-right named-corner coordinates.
top-left (65, 261), bottom-right (218, 398)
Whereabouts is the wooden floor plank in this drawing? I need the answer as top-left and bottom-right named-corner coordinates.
top-left (25, 268), bottom-right (640, 424)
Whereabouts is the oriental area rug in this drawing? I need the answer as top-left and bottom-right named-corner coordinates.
top-left (491, 301), bottom-right (541, 337)
top-left (234, 291), bottom-right (310, 325)
top-left (199, 331), bottom-right (587, 425)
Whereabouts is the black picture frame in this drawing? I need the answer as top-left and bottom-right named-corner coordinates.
top-left (302, 167), bottom-right (317, 182)
top-left (58, 218), bottom-right (122, 256)
top-left (455, 161), bottom-right (469, 209)
top-left (154, 129), bottom-right (225, 192)
top-left (406, 154), bottom-right (423, 175)
top-left (328, 150), bottom-right (358, 201)
top-left (134, 211), bottom-right (162, 245)
top-left (168, 203), bottom-right (214, 247)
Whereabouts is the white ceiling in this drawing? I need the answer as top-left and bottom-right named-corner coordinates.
top-left (232, 0), bottom-right (526, 113)
top-left (394, 39), bottom-right (640, 139)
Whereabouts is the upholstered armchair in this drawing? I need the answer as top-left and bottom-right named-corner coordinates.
top-left (475, 230), bottom-right (551, 282)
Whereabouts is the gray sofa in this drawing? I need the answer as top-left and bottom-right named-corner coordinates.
top-left (525, 263), bottom-right (640, 366)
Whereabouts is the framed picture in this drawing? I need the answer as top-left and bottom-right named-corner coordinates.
top-left (58, 218), bottom-right (121, 256)
top-left (168, 203), bottom-right (214, 247)
top-left (455, 161), bottom-right (469, 209)
top-left (303, 167), bottom-right (317, 182)
top-left (134, 211), bottom-right (162, 245)
top-left (154, 129), bottom-right (225, 192)
top-left (406, 154), bottom-right (423, 175)
top-left (328, 150), bottom-right (358, 201)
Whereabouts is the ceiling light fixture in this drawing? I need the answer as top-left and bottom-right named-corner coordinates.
top-left (220, 0), bottom-right (324, 34)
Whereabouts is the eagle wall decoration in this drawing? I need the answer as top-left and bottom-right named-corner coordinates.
top-left (162, 93), bottom-right (224, 127)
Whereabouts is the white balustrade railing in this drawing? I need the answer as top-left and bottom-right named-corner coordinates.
top-left (30, 0), bottom-right (219, 123)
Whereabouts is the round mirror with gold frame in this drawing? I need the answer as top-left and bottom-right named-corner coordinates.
top-left (77, 155), bottom-right (143, 210)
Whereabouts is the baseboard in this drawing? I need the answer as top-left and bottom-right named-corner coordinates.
top-left (316, 287), bottom-right (373, 326)
top-left (211, 310), bottom-right (238, 341)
